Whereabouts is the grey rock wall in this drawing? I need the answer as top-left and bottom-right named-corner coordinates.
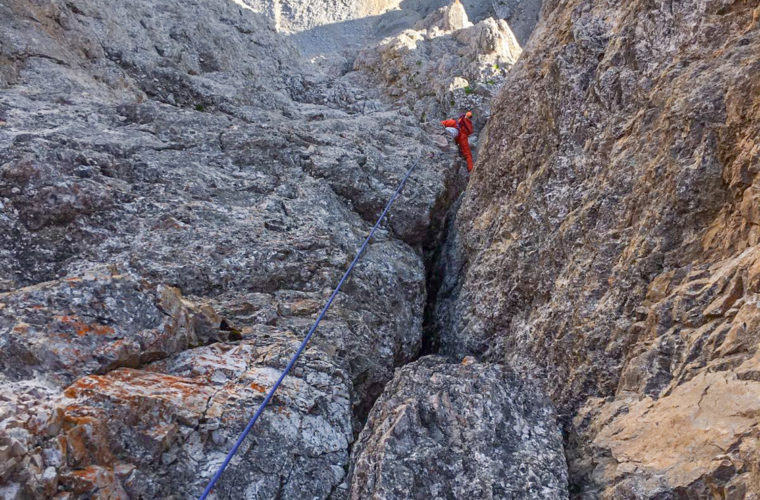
top-left (0, 0), bottom-right (456, 496)
top-left (0, 0), bottom-right (558, 498)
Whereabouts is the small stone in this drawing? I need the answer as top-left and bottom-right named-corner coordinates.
top-left (40, 466), bottom-right (58, 497)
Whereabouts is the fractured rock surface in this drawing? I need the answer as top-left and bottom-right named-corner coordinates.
top-left (0, 0), bottom-right (477, 496)
top-left (0, 0), bottom-right (604, 498)
top-left (241, 0), bottom-right (541, 57)
top-left (349, 356), bottom-right (568, 499)
top-left (435, 0), bottom-right (760, 496)
top-left (354, 3), bottom-right (523, 126)
top-left (0, 267), bottom-right (221, 387)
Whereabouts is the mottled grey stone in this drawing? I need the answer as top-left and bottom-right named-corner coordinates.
top-left (349, 356), bottom-right (568, 499)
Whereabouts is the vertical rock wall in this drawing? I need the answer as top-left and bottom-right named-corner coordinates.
top-left (439, 0), bottom-right (760, 496)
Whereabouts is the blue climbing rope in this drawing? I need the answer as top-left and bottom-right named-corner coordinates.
top-left (199, 160), bottom-right (420, 499)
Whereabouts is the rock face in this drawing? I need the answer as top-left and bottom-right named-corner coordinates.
top-left (436, 0), bottom-right (760, 497)
top-left (0, 267), bottom-right (222, 387)
top-left (349, 356), bottom-right (568, 499)
top-left (243, 0), bottom-right (541, 59)
top-left (12, 0), bottom-right (756, 497)
top-left (0, 0), bottom-right (480, 496)
top-left (490, 0), bottom-right (543, 44)
top-left (354, 4), bottom-right (523, 126)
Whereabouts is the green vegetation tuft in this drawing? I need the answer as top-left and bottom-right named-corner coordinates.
top-left (464, 86), bottom-right (473, 95)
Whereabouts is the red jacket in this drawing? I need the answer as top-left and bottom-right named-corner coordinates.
top-left (441, 115), bottom-right (473, 142)
top-left (441, 115), bottom-right (474, 171)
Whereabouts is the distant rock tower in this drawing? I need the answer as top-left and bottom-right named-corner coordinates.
top-left (444, 0), bottom-right (471, 31)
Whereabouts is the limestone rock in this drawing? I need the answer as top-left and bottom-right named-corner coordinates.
top-left (349, 356), bottom-right (568, 499)
top-left (0, 0), bottom-right (568, 497)
top-left (491, 0), bottom-right (543, 44)
top-left (435, 0), bottom-right (760, 495)
top-left (443, 0), bottom-right (474, 31)
top-left (572, 370), bottom-right (760, 498)
top-left (0, 267), bottom-right (223, 387)
top-left (569, 248), bottom-right (760, 497)
top-left (0, 0), bottom-right (466, 496)
top-left (354, 5), bottom-right (522, 140)
top-left (241, 0), bottom-right (541, 58)
top-left (0, 335), bottom-right (353, 498)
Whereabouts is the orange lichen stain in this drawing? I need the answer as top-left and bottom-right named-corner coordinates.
top-left (63, 375), bottom-right (127, 401)
top-left (64, 415), bottom-right (96, 428)
top-left (57, 435), bottom-right (68, 461)
top-left (72, 465), bottom-right (102, 481)
top-left (61, 404), bottom-right (98, 428)
top-left (249, 382), bottom-right (267, 393)
top-left (74, 369), bottom-right (213, 409)
top-left (56, 315), bottom-right (115, 336)
top-left (11, 323), bottom-right (29, 334)
top-left (65, 431), bottom-right (94, 464)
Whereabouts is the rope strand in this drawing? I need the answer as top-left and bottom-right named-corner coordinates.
top-left (199, 160), bottom-right (419, 499)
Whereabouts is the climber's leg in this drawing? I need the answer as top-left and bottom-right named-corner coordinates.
top-left (458, 137), bottom-right (473, 172)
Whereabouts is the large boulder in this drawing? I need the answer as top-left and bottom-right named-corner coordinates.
top-left (349, 356), bottom-right (568, 499)
top-left (0, 333), bottom-right (353, 499)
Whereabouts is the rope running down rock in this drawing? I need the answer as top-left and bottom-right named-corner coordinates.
top-left (199, 159), bottom-right (420, 499)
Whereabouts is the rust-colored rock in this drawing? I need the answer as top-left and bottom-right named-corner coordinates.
top-left (0, 267), bottom-right (223, 387)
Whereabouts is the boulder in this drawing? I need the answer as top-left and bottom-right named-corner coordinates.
top-left (349, 356), bottom-right (568, 499)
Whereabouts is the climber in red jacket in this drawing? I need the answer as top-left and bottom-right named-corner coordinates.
top-left (441, 111), bottom-right (474, 172)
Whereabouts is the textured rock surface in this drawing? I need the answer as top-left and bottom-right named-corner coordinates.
top-left (436, 0), bottom-right (760, 496)
top-left (490, 0), bottom-right (543, 44)
top-left (349, 356), bottom-right (568, 499)
top-left (1, 334), bottom-right (353, 499)
top-left (0, 0), bottom-right (479, 496)
top-left (354, 3), bottom-right (523, 126)
top-left (0, 267), bottom-right (222, 387)
top-left (15, 0), bottom-right (758, 497)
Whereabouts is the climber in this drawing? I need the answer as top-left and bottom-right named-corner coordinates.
top-left (441, 111), bottom-right (474, 172)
